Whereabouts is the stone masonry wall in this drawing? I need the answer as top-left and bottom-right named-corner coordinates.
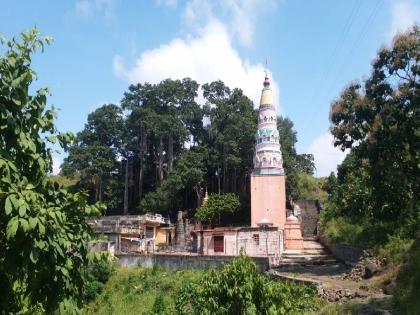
top-left (117, 253), bottom-right (270, 272)
top-left (296, 199), bottom-right (320, 237)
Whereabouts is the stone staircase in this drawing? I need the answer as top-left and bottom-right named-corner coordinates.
top-left (279, 237), bottom-right (337, 267)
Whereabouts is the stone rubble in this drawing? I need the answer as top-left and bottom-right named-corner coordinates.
top-left (342, 250), bottom-right (383, 282)
top-left (318, 286), bottom-right (368, 302)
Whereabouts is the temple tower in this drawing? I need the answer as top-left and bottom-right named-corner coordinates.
top-left (251, 72), bottom-right (286, 229)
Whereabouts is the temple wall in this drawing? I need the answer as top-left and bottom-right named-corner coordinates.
top-left (199, 229), bottom-right (283, 266)
top-left (117, 253), bottom-right (270, 272)
top-left (251, 175), bottom-right (286, 229)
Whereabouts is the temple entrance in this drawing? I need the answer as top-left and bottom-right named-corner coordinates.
top-left (191, 232), bottom-right (198, 253)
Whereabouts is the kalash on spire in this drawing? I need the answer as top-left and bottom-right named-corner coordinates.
top-left (253, 72), bottom-right (284, 175)
top-left (250, 70), bottom-right (287, 230)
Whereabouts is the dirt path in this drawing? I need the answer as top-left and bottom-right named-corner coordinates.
top-left (269, 264), bottom-right (395, 314)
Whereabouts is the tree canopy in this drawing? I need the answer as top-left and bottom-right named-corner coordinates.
top-left (0, 29), bottom-right (104, 313)
top-left (322, 26), bottom-right (420, 245)
top-left (62, 76), bottom-right (315, 223)
top-left (195, 193), bottom-right (240, 225)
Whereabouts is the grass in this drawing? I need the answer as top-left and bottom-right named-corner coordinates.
top-left (82, 266), bottom-right (201, 315)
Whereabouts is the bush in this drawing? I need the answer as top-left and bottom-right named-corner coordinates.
top-left (377, 235), bottom-right (413, 266)
top-left (175, 252), bottom-right (320, 314)
top-left (393, 238), bottom-right (420, 315)
top-left (323, 217), bottom-right (364, 245)
top-left (82, 257), bottom-right (114, 303)
top-left (82, 267), bottom-right (200, 315)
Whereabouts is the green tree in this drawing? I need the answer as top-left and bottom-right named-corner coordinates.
top-left (0, 29), bottom-right (104, 313)
top-left (195, 193), bottom-right (240, 225)
top-left (276, 117), bottom-right (315, 201)
top-left (203, 81), bottom-right (257, 194)
top-left (61, 104), bottom-right (124, 211)
top-left (141, 148), bottom-right (206, 214)
top-left (328, 26), bottom-right (419, 232)
top-left (121, 79), bottom-right (203, 211)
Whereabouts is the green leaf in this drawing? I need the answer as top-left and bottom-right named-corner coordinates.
top-left (19, 218), bottom-right (29, 232)
top-left (5, 197), bottom-right (12, 215)
top-left (6, 218), bottom-right (19, 239)
top-left (38, 222), bottom-right (45, 235)
top-left (18, 204), bottom-right (26, 216)
top-left (29, 217), bottom-right (38, 229)
top-left (30, 250), bottom-right (38, 263)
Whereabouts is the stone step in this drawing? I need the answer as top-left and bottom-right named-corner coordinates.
top-left (303, 242), bottom-right (325, 249)
top-left (278, 259), bottom-right (338, 267)
top-left (282, 255), bottom-right (331, 261)
top-left (284, 249), bottom-right (327, 255)
top-left (281, 255), bottom-right (335, 262)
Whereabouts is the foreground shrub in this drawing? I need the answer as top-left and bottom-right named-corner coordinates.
top-left (377, 235), bottom-right (413, 266)
top-left (82, 266), bottom-right (200, 314)
top-left (82, 257), bottom-right (114, 303)
top-left (393, 238), bottom-right (420, 315)
top-left (176, 253), bottom-right (320, 315)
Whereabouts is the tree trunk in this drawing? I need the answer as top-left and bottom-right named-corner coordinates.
top-left (232, 167), bottom-right (237, 193)
top-left (138, 130), bottom-right (146, 206)
top-left (94, 175), bottom-right (100, 201)
top-left (223, 152), bottom-right (227, 193)
top-left (124, 158), bottom-right (129, 215)
top-left (217, 165), bottom-right (221, 194)
top-left (194, 186), bottom-right (201, 209)
top-left (158, 137), bottom-right (164, 181)
top-left (98, 174), bottom-right (103, 203)
top-left (168, 134), bottom-right (174, 172)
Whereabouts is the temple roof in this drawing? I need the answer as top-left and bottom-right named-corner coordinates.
top-left (259, 73), bottom-right (274, 106)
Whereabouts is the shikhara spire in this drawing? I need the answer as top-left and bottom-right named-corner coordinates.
top-left (252, 72), bottom-right (284, 175)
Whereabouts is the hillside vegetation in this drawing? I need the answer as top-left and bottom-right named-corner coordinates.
top-left (83, 254), bottom-right (321, 315)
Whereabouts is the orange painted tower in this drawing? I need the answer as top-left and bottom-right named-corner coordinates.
top-left (251, 72), bottom-right (286, 229)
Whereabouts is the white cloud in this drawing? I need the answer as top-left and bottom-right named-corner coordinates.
top-left (113, 20), bottom-right (280, 110)
top-left (75, 1), bottom-right (93, 16)
top-left (75, 0), bottom-right (116, 20)
top-left (182, 0), bottom-right (278, 46)
top-left (389, 0), bottom-right (420, 38)
top-left (155, 0), bottom-right (177, 7)
top-left (51, 156), bottom-right (63, 175)
top-left (306, 132), bottom-right (349, 178)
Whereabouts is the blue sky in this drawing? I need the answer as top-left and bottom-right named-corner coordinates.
top-left (1, 0), bottom-right (419, 176)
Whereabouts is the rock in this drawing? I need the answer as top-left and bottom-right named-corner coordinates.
top-left (364, 262), bottom-right (380, 278)
top-left (355, 290), bottom-right (368, 298)
top-left (371, 309), bottom-right (392, 315)
top-left (382, 281), bottom-right (396, 295)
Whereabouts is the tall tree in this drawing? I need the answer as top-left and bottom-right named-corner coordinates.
top-left (121, 79), bottom-right (202, 212)
top-left (0, 29), bottom-right (103, 313)
top-left (277, 117), bottom-right (315, 201)
top-left (203, 81), bottom-right (257, 194)
top-left (62, 104), bottom-right (124, 211)
top-left (328, 26), bottom-right (419, 236)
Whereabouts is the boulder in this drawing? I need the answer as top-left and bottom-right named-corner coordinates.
top-left (382, 281), bottom-right (396, 295)
top-left (364, 262), bottom-right (380, 278)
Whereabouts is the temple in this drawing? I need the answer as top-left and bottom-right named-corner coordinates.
top-left (89, 70), bottom-right (311, 268)
top-left (251, 72), bottom-right (287, 230)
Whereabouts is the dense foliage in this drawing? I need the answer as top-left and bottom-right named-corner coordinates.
top-left (0, 29), bottom-right (104, 314)
top-left (62, 80), bottom-right (314, 221)
top-left (82, 266), bottom-right (201, 314)
top-left (195, 193), bottom-right (240, 224)
top-left (321, 26), bottom-right (420, 247)
top-left (83, 255), bottom-right (319, 315)
top-left (176, 253), bottom-right (319, 315)
top-left (393, 238), bottom-right (420, 314)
